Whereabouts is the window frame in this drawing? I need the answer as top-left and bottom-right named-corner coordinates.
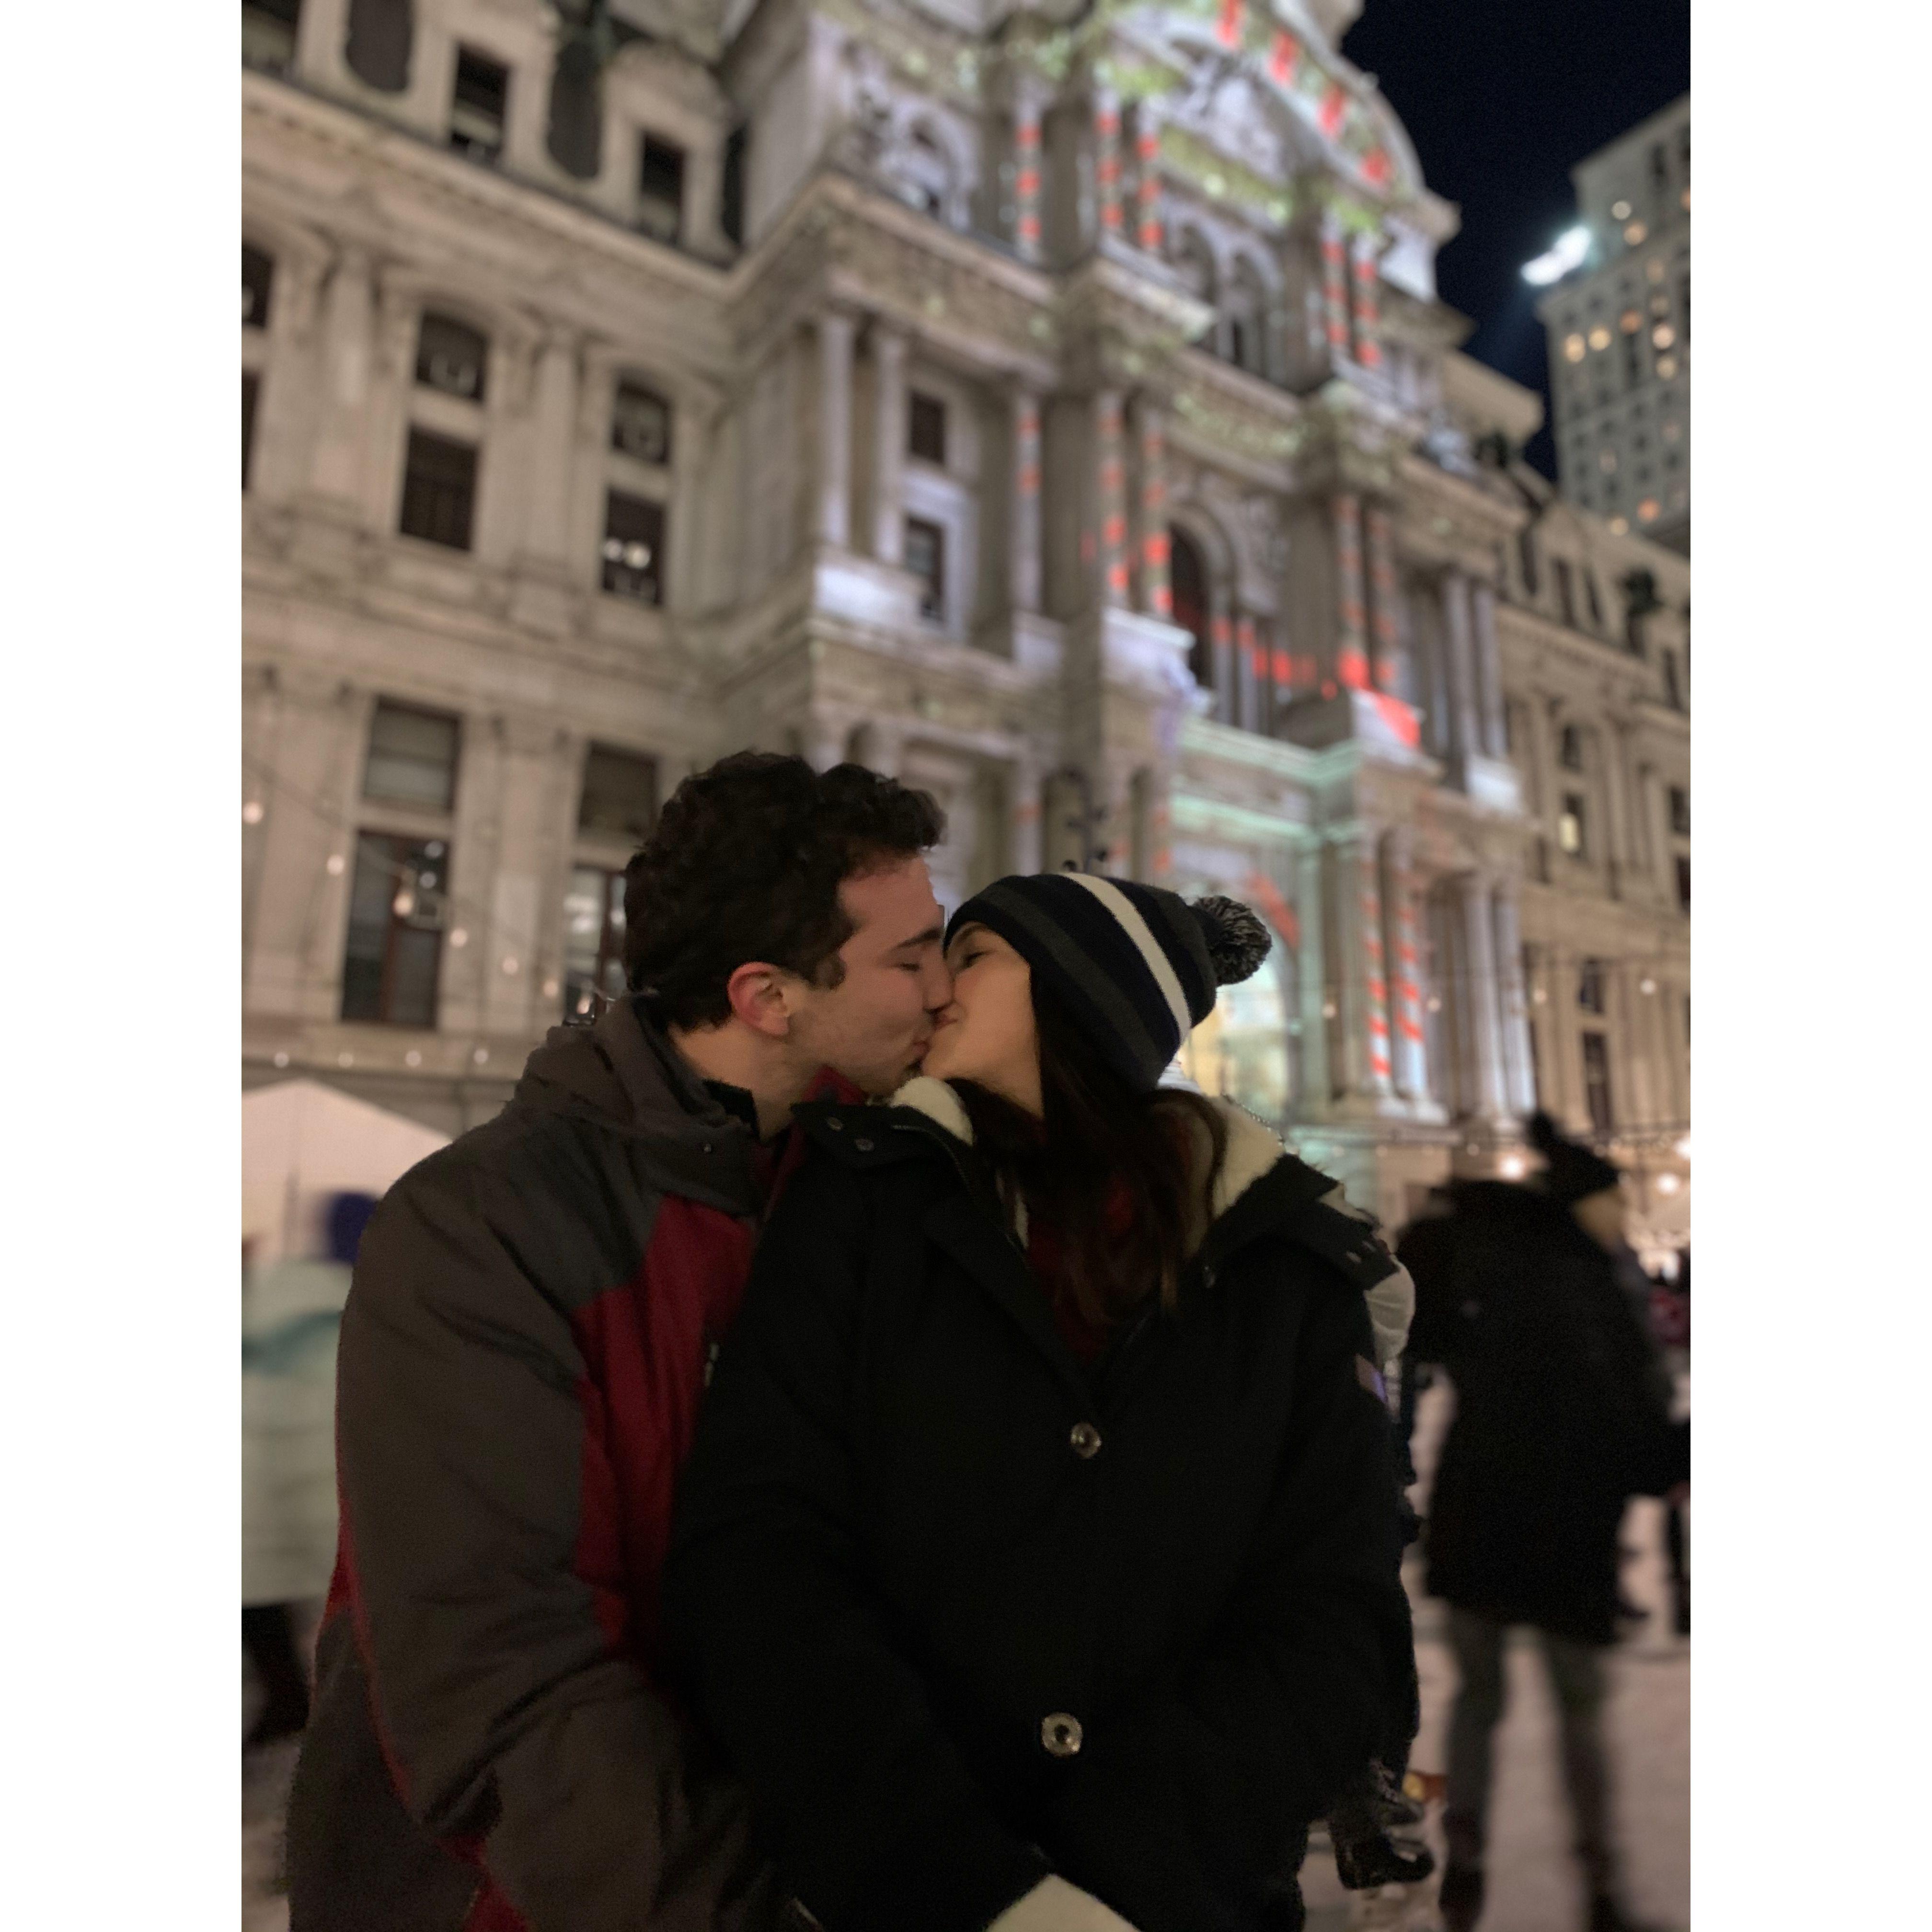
top-left (339, 829), bottom-right (451, 1029)
top-left (363, 700), bottom-right (462, 813)
top-left (908, 391), bottom-right (948, 467)
top-left (398, 427), bottom-right (480, 552)
top-left (904, 514), bottom-right (947, 624)
top-left (450, 45), bottom-right (511, 166)
top-left (600, 489), bottom-right (667, 606)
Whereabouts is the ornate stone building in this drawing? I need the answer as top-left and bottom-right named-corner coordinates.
top-left (242, 0), bottom-right (1690, 1247)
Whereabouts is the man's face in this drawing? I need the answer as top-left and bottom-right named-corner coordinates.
top-left (785, 858), bottom-right (951, 1096)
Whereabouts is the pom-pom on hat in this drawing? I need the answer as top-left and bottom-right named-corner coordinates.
top-left (945, 872), bottom-right (1273, 1092)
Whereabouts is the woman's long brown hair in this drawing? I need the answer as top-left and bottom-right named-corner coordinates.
top-left (950, 977), bottom-right (1230, 1332)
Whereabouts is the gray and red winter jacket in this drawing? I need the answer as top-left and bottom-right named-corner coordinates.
top-left (287, 999), bottom-right (825, 1932)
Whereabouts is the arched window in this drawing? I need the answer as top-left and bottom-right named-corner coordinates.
top-left (346, 0), bottom-right (414, 94)
top-left (1170, 525), bottom-right (1212, 690)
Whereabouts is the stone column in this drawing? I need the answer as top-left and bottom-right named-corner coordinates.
top-left (1320, 211), bottom-right (1350, 360)
top-left (1129, 393), bottom-right (1170, 619)
top-left (1333, 493), bottom-right (1370, 691)
top-left (1440, 572), bottom-right (1484, 767)
top-left (1363, 501), bottom-right (1404, 695)
top-left (1295, 840), bottom-right (1332, 1110)
top-left (306, 245), bottom-right (377, 509)
top-left (1349, 230), bottom-right (1383, 371)
top-left (1012, 85), bottom-right (1046, 264)
top-left (1093, 87), bottom-right (1124, 243)
top-left (1095, 389), bottom-right (1130, 608)
top-left (519, 327), bottom-right (581, 568)
top-left (1470, 578), bottom-right (1507, 758)
top-left (815, 308), bottom-right (856, 548)
top-left (1011, 757), bottom-right (1045, 872)
top-left (1451, 872), bottom-right (1509, 1119)
top-left (1132, 100), bottom-right (1164, 253)
top-left (1382, 829), bottom-right (1431, 1102)
top-left (668, 391), bottom-right (722, 614)
top-left (869, 322), bottom-right (908, 565)
top-left (1491, 878), bottom-right (1537, 1114)
top-left (293, 0), bottom-right (352, 91)
top-left (1009, 384), bottom-right (1043, 612)
top-left (1334, 832), bottom-right (1396, 1102)
top-left (505, 42), bottom-right (553, 178)
top-left (1235, 614), bottom-right (1261, 734)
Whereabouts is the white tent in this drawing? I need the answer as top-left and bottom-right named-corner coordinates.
top-left (243, 1079), bottom-right (449, 1266)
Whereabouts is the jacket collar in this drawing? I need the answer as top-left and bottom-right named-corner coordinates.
top-left (809, 1076), bottom-right (1414, 1366)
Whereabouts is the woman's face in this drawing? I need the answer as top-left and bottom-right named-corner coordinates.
top-left (920, 924), bottom-right (1043, 1116)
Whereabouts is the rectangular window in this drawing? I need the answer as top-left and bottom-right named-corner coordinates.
top-left (1578, 958), bottom-right (1606, 1016)
top-left (905, 516), bottom-right (945, 622)
top-left (399, 430), bottom-right (478, 551)
top-left (243, 372), bottom-right (260, 490)
top-left (243, 244), bottom-right (275, 329)
top-left (450, 47), bottom-right (509, 165)
top-left (1662, 649), bottom-right (1684, 710)
top-left (1554, 558), bottom-right (1576, 628)
top-left (1559, 792), bottom-right (1587, 856)
top-left (578, 745), bottom-right (658, 841)
top-left (1581, 1030), bottom-right (1614, 1134)
top-left (242, 0), bottom-right (301, 73)
top-left (1675, 853), bottom-right (1691, 913)
top-left (364, 701), bottom-right (460, 811)
top-left (601, 490), bottom-right (666, 605)
top-left (638, 136), bottom-right (686, 244)
top-left (562, 864), bottom-right (628, 1021)
top-left (415, 313), bottom-right (488, 402)
top-left (908, 392), bottom-right (947, 465)
top-left (610, 380), bottom-right (672, 465)
top-left (341, 831), bottom-right (449, 1027)
top-left (1559, 724), bottom-right (1584, 770)
top-left (1583, 569), bottom-right (1604, 629)
top-left (1669, 785), bottom-right (1690, 837)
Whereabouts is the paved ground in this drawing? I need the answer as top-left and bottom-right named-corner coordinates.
top-left (243, 1392), bottom-right (1689, 1932)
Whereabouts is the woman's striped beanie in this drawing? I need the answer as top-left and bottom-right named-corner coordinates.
top-left (945, 873), bottom-right (1273, 1092)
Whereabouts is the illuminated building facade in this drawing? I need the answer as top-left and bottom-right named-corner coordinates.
top-left (1537, 94), bottom-right (1690, 554)
top-left (242, 0), bottom-right (1688, 1247)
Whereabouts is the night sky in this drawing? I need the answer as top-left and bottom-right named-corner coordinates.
top-left (1341, 0), bottom-right (1690, 476)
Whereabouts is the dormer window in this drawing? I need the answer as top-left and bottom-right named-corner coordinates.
top-left (638, 137), bottom-right (686, 244)
top-left (415, 314), bottom-right (488, 402)
top-left (451, 48), bottom-right (509, 166)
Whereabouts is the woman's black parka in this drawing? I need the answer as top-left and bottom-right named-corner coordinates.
top-left (664, 1079), bottom-right (1416, 1932)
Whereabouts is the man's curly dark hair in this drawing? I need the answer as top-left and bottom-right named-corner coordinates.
top-left (623, 752), bottom-right (945, 1029)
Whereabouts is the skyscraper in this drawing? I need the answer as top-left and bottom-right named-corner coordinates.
top-left (1537, 96), bottom-right (1690, 553)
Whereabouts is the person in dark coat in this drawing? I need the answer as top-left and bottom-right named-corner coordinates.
top-left (666, 873), bottom-right (1418, 1932)
top-left (1398, 1114), bottom-right (1688, 1932)
top-left (286, 754), bottom-right (953, 1932)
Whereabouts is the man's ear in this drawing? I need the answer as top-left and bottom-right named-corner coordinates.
top-left (724, 961), bottom-right (796, 1039)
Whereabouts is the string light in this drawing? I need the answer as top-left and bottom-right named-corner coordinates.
top-left (1655, 1173), bottom-right (1681, 1195)
top-left (338, 1051), bottom-right (354, 1068)
top-left (472, 1047), bottom-right (490, 1066)
top-left (1675, 1135), bottom-right (1690, 1160)
top-left (242, 800), bottom-right (264, 824)
top-left (449, 927), bottom-right (468, 948)
top-left (502, 956), bottom-right (519, 976)
top-left (326, 853), bottom-right (346, 875)
top-left (272, 1051), bottom-right (289, 1068)
top-left (405, 1050), bottom-right (422, 1067)
top-left (1499, 1153), bottom-right (1528, 1179)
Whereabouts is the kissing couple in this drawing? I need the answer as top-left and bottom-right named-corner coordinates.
top-left (286, 750), bottom-right (1417, 1932)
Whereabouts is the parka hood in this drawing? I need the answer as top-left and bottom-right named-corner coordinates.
top-left (508, 997), bottom-right (764, 1218)
top-left (877, 1076), bottom-right (1414, 1368)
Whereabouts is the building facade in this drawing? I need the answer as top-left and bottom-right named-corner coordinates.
top-left (242, 0), bottom-right (1690, 1250)
top-left (1538, 93), bottom-right (1690, 554)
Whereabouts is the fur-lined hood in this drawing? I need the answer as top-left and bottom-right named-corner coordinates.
top-left (879, 1076), bottom-right (1414, 1368)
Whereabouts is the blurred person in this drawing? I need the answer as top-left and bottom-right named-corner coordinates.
top-left (242, 1193), bottom-right (374, 1751)
top-left (666, 876), bottom-right (1417, 1932)
top-left (1649, 1251), bottom-right (1690, 1636)
top-left (286, 754), bottom-right (950, 1932)
top-left (1398, 1114), bottom-right (1687, 1932)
